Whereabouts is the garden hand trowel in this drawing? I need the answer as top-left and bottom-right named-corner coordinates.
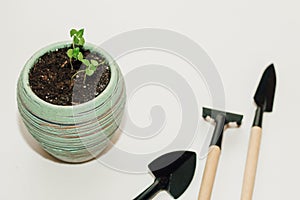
top-left (241, 64), bottom-right (276, 200)
top-left (133, 151), bottom-right (196, 200)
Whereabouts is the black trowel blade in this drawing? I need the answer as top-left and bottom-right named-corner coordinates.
top-left (254, 64), bottom-right (277, 112)
top-left (149, 151), bottom-right (196, 199)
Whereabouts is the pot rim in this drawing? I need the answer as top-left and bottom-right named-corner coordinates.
top-left (20, 41), bottom-right (118, 111)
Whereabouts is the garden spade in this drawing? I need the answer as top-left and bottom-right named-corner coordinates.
top-left (241, 64), bottom-right (276, 200)
top-left (198, 107), bottom-right (243, 200)
top-left (133, 151), bottom-right (196, 200)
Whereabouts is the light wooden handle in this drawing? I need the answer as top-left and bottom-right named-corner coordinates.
top-left (198, 145), bottom-right (221, 200)
top-left (241, 126), bottom-right (262, 200)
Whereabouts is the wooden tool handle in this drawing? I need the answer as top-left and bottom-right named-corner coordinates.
top-left (198, 145), bottom-right (221, 200)
top-left (241, 126), bottom-right (262, 200)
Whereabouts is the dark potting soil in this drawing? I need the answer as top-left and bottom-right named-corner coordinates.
top-left (29, 46), bottom-right (111, 106)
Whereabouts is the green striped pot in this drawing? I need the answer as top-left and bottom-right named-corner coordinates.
top-left (17, 42), bottom-right (126, 163)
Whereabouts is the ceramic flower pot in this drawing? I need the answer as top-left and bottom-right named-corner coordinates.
top-left (17, 41), bottom-right (126, 163)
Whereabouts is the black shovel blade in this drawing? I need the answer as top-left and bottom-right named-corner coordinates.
top-left (254, 64), bottom-right (277, 112)
top-left (149, 151), bottom-right (197, 199)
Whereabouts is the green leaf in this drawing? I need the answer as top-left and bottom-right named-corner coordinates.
top-left (70, 29), bottom-right (77, 37)
top-left (77, 29), bottom-right (84, 37)
top-left (67, 49), bottom-right (73, 58)
top-left (72, 47), bottom-right (80, 58)
top-left (91, 60), bottom-right (99, 66)
top-left (78, 37), bottom-right (85, 46)
top-left (81, 59), bottom-right (90, 66)
top-left (90, 64), bottom-right (97, 71)
top-left (73, 47), bottom-right (80, 54)
top-left (77, 52), bottom-right (83, 61)
top-left (73, 36), bottom-right (79, 45)
top-left (86, 68), bottom-right (94, 76)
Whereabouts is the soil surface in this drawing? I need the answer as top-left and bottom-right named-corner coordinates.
top-left (29, 46), bottom-right (111, 106)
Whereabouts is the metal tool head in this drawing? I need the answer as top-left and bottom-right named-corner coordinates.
top-left (202, 107), bottom-right (243, 148)
top-left (149, 151), bottom-right (196, 199)
top-left (254, 64), bottom-right (277, 112)
top-left (202, 107), bottom-right (243, 126)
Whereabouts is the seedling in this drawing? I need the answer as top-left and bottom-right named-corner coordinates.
top-left (67, 28), bottom-right (100, 81)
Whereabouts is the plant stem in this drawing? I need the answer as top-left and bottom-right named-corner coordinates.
top-left (99, 60), bottom-right (106, 65)
top-left (70, 58), bottom-right (75, 70)
top-left (71, 70), bottom-right (85, 80)
top-left (83, 74), bottom-right (87, 84)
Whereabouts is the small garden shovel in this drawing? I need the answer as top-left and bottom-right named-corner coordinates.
top-left (241, 64), bottom-right (276, 200)
top-left (133, 151), bottom-right (196, 200)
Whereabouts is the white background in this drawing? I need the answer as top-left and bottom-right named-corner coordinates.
top-left (1, 0), bottom-right (300, 199)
